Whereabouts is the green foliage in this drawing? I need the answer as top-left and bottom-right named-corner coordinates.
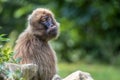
top-left (0, 63), bottom-right (25, 80)
top-left (0, 48), bottom-right (13, 63)
top-left (0, 34), bottom-right (24, 80)
top-left (0, 34), bottom-right (12, 64)
top-left (0, 34), bottom-right (10, 42)
top-left (0, 34), bottom-right (11, 78)
top-left (0, 0), bottom-right (120, 65)
top-left (7, 70), bottom-right (23, 80)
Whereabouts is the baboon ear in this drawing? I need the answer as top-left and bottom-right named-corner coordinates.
top-left (27, 14), bottom-right (33, 25)
top-left (28, 14), bottom-right (32, 22)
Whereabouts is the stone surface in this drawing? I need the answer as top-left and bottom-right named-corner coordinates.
top-left (63, 70), bottom-right (94, 80)
top-left (0, 63), bottom-right (94, 80)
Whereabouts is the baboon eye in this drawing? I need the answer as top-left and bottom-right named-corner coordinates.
top-left (41, 18), bottom-right (46, 22)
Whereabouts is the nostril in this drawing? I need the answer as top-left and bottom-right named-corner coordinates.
top-left (50, 24), bottom-right (54, 27)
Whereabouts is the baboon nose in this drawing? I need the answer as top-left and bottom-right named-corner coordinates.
top-left (48, 24), bottom-right (54, 28)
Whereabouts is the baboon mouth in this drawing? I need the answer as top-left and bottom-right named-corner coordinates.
top-left (46, 26), bottom-right (58, 36)
top-left (47, 26), bottom-right (57, 33)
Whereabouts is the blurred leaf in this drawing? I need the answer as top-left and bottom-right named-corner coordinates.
top-left (0, 34), bottom-right (10, 42)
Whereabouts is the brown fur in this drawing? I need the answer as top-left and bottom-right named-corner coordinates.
top-left (14, 8), bottom-right (60, 80)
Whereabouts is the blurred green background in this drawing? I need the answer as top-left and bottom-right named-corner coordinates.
top-left (0, 0), bottom-right (120, 80)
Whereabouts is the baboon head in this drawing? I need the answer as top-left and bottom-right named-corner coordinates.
top-left (28, 8), bottom-right (60, 41)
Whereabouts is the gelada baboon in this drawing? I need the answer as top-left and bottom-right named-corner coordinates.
top-left (14, 8), bottom-right (60, 80)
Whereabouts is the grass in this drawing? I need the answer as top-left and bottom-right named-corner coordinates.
top-left (58, 62), bottom-right (120, 80)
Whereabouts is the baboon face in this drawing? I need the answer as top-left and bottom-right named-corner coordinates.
top-left (28, 8), bottom-right (59, 41)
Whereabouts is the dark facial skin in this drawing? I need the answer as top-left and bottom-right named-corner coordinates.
top-left (40, 16), bottom-right (54, 29)
top-left (33, 14), bottom-right (58, 40)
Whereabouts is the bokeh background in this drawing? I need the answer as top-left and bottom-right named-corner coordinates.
top-left (0, 0), bottom-right (120, 80)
